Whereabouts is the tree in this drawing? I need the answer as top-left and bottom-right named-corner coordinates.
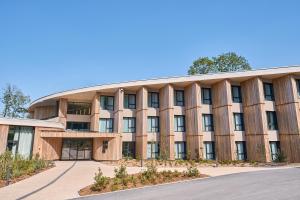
top-left (0, 84), bottom-right (31, 118)
top-left (188, 52), bottom-right (251, 75)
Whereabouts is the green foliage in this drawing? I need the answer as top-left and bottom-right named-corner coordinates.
top-left (91, 168), bottom-right (110, 191)
top-left (274, 151), bottom-right (287, 163)
top-left (0, 151), bottom-right (50, 180)
top-left (141, 162), bottom-right (158, 184)
top-left (113, 164), bottom-right (130, 186)
top-left (184, 165), bottom-right (200, 177)
top-left (0, 84), bottom-right (31, 118)
top-left (188, 52), bottom-right (251, 75)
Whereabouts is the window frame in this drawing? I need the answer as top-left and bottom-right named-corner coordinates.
top-left (202, 114), bottom-right (214, 132)
top-left (174, 142), bottom-right (186, 160)
top-left (100, 96), bottom-right (114, 111)
top-left (147, 142), bottom-right (160, 159)
top-left (148, 92), bottom-right (159, 108)
top-left (66, 121), bottom-right (90, 132)
top-left (123, 117), bottom-right (136, 133)
top-left (67, 102), bottom-right (92, 115)
top-left (174, 90), bottom-right (185, 106)
top-left (174, 115), bottom-right (186, 132)
top-left (263, 83), bottom-right (275, 101)
top-left (236, 141), bottom-right (247, 161)
top-left (99, 118), bottom-right (114, 133)
top-left (231, 86), bottom-right (242, 103)
top-left (204, 142), bottom-right (215, 160)
top-left (233, 113), bottom-right (245, 131)
top-left (202, 88), bottom-right (212, 105)
top-left (266, 111), bottom-right (278, 130)
top-left (147, 116), bottom-right (160, 133)
top-left (122, 142), bottom-right (136, 158)
top-left (124, 94), bottom-right (136, 109)
top-left (270, 141), bottom-right (280, 161)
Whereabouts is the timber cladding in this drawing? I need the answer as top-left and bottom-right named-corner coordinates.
top-left (212, 80), bottom-right (235, 161)
top-left (242, 77), bottom-right (271, 162)
top-left (274, 75), bottom-right (300, 162)
top-left (4, 66), bottom-right (300, 162)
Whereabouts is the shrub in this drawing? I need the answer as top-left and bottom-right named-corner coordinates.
top-left (0, 151), bottom-right (13, 180)
top-left (274, 151), bottom-right (287, 163)
top-left (114, 164), bottom-right (129, 186)
top-left (184, 166), bottom-right (200, 177)
top-left (141, 163), bottom-right (158, 184)
top-left (91, 168), bottom-right (110, 191)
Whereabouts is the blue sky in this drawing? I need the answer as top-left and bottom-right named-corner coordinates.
top-left (0, 0), bottom-right (300, 102)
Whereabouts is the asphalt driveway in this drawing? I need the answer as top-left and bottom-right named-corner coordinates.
top-left (77, 167), bottom-right (300, 200)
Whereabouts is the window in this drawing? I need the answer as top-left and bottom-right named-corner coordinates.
top-left (202, 114), bottom-right (214, 131)
top-left (147, 142), bottom-right (159, 159)
top-left (297, 80), bottom-right (300, 96)
top-left (174, 115), bottom-right (185, 132)
top-left (148, 92), bottom-right (159, 108)
top-left (270, 141), bottom-right (280, 161)
top-left (124, 94), bottom-right (136, 109)
top-left (204, 142), bottom-right (215, 160)
top-left (66, 122), bottom-right (90, 131)
top-left (233, 113), bottom-right (245, 131)
top-left (123, 117), bottom-right (136, 133)
top-left (174, 142), bottom-right (186, 160)
top-left (147, 116), bottom-right (159, 132)
top-left (236, 142), bottom-right (246, 160)
top-left (202, 88), bottom-right (212, 105)
top-left (266, 111), bottom-right (278, 130)
top-left (67, 102), bottom-right (91, 115)
top-left (264, 83), bottom-right (275, 101)
top-left (6, 126), bottom-right (34, 158)
top-left (99, 118), bottom-right (114, 133)
top-left (175, 90), bottom-right (185, 106)
top-left (122, 142), bottom-right (136, 158)
top-left (231, 86), bottom-right (242, 103)
top-left (100, 96), bottom-right (114, 110)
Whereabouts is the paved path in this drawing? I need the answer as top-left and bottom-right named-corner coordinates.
top-left (0, 161), bottom-right (292, 200)
top-left (78, 167), bottom-right (300, 200)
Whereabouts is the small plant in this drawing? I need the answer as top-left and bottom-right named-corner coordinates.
top-left (274, 151), bottom-right (287, 163)
top-left (114, 164), bottom-right (129, 186)
top-left (184, 165), bottom-right (200, 177)
top-left (91, 168), bottom-right (110, 191)
top-left (141, 162), bottom-right (158, 184)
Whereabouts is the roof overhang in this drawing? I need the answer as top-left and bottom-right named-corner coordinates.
top-left (29, 65), bottom-right (300, 110)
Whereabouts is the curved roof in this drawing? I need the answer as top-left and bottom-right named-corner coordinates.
top-left (29, 65), bottom-right (300, 110)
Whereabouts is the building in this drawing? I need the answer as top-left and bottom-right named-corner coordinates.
top-left (1, 66), bottom-right (300, 162)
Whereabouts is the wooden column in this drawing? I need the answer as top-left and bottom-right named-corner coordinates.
top-left (58, 98), bottom-right (68, 128)
top-left (93, 135), bottom-right (122, 161)
top-left (136, 87), bottom-right (148, 160)
top-left (212, 80), bottom-right (235, 161)
top-left (242, 77), bottom-right (271, 162)
top-left (273, 75), bottom-right (300, 162)
top-left (185, 82), bottom-right (204, 160)
top-left (0, 125), bottom-right (9, 154)
top-left (114, 88), bottom-right (123, 159)
top-left (159, 84), bottom-right (175, 160)
top-left (90, 93), bottom-right (100, 132)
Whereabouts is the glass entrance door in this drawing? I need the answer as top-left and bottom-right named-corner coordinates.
top-left (61, 139), bottom-right (92, 160)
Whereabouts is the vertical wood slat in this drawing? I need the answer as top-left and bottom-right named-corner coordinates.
top-left (114, 89), bottom-right (124, 134)
top-left (58, 98), bottom-right (68, 127)
top-left (242, 77), bottom-right (271, 162)
top-left (90, 93), bottom-right (100, 132)
top-left (185, 82), bottom-right (204, 160)
top-left (93, 135), bottom-right (122, 161)
top-left (136, 87), bottom-right (148, 160)
top-left (273, 75), bottom-right (300, 162)
top-left (159, 84), bottom-right (175, 160)
top-left (0, 125), bottom-right (9, 154)
top-left (212, 79), bottom-right (235, 161)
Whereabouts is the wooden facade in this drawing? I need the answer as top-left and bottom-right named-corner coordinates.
top-left (185, 82), bottom-right (204, 160)
top-left (212, 80), bottom-right (236, 161)
top-left (273, 75), bottom-right (300, 162)
top-left (242, 77), bottom-right (271, 162)
top-left (2, 66), bottom-right (300, 162)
